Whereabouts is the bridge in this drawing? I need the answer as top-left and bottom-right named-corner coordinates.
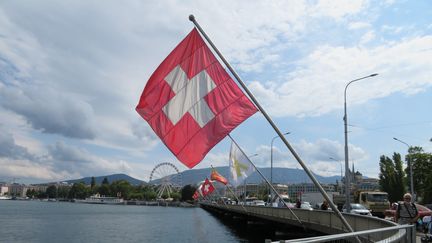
top-left (200, 202), bottom-right (416, 242)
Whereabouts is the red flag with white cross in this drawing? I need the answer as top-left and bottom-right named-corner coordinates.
top-left (136, 28), bottom-right (257, 168)
top-left (200, 178), bottom-right (215, 197)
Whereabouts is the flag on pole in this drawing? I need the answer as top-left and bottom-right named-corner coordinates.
top-left (136, 28), bottom-right (257, 169)
top-left (229, 141), bottom-right (255, 187)
top-left (201, 178), bottom-right (215, 197)
top-left (210, 168), bottom-right (228, 185)
top-left (192, 190), bottom-right (200, 200)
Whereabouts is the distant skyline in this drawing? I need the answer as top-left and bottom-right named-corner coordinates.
top-left (0, 1), bottom-right (431, 184)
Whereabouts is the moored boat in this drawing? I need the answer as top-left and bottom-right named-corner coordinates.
top-left (75, 194), bottom-right (124, 205)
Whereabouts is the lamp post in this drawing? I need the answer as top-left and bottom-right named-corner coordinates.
top-left (271, 132), bottom-right (290, 185)
top-left (244, 153), bottom-right (258, 203)
top-left (269, 132), bottom-right (290, 202)
top-left (393, 137), bottom-right (415, 200)
top-left (343, 73), bottom-right (378, 212)
top-left (329, 157), bottom-right (343, 194)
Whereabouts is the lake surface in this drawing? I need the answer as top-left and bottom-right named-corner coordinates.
top-left (0, 200), bottom-right (302, 243)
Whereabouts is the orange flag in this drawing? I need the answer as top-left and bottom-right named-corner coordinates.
top-left (210, 168), bottom-right (228, 185)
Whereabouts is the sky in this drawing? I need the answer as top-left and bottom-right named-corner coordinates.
top-left (0, 0), bottom-right (431, 184)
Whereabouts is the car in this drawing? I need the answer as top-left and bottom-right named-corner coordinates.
top-left (300, 202), bottom-right (313, 211)
top-left (252, 200), bottom-right (265, 206)
top-left (343, 203), bottom-right (372, 216)
top-left (384, 203), bottom-right (432, 222)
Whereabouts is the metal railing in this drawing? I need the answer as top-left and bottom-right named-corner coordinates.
top-left (268, 224), bottom-right (415, 242)
top-left (201, 203), bottom-right (414, 242)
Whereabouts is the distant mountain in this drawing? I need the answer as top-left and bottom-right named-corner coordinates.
top-left (177, 166), bottom-right (341, 186)
top-left (60, 168), bottom-right (340, 187)
top-left (63, 173), bottom-right (146, 186)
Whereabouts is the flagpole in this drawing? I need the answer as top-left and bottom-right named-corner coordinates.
top-left (211, 165), bottom-right (248, 212)
top-left (228, 134), bottom-right (303, 226)
top-left (189, 14), bottom-right (354, 234)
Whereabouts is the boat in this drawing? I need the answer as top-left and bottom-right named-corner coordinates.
top-left (76, 194), bottom-right (124, 205)
top-left (0, 195), bottom-right (11, 200)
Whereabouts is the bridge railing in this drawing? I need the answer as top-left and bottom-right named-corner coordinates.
top-left (201, 203), bottom-right (408, 242)
top-left (271, 224), bottom-right (415, 243)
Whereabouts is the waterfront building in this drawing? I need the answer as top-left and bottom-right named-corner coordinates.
top-left (0, 184), bottom-right (9, 196)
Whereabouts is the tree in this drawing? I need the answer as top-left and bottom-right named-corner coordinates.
top-left (102, 177), bottom-right (109, 185)
top-left (46, 185), bottom-right (57, 199)
top-left (68, 182), bottom-right (90, 199)
top-left (379, 153), bottom-right (405, 203)
top-left (407, 146), bottom-right (432, 203)
top-left (98, 184), bottom-right (110, 196)
top-left (109, 180), bottom-right (132, 199)
top-left (180, 185), bottom-right (196, 201)
top-left (91, 177), bottom-right (96, 189)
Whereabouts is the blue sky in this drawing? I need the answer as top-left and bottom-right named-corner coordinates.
top-left (0, 0), bottom-right (431, 184)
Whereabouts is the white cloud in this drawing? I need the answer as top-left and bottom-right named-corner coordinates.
top-left (348, 22), bottom-right (371, 30)
top-left (249, 35), bottom-right (432, 117)
top-left (360, 30), bottom-right (375, 44)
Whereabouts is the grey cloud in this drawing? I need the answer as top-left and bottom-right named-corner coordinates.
top-left (0, 85), bottom-right (97, 139)
top-left (0, 131), bottom-right (33, 160)
top-left (48, 141), bottom-right (93, 163)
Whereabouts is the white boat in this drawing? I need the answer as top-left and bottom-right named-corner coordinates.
top-left (76, 194), bottom-right (124, 205)
top-left (0, 195), bottom-right (11, 200)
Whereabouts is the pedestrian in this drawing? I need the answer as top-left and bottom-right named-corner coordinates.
top-left (395, 193), bottom-right (420, 225)
top-left (296, 199), bottom-right (301, 208)
top-left (320, 200), bottom-right (329, 210)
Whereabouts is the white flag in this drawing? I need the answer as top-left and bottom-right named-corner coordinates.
top-left (229, 141), bottom-right (255, 187)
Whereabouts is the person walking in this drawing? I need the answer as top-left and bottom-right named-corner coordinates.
top-left (395, 193), bottom-right (420, 225)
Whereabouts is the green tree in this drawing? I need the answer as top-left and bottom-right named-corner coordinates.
top-left (407, 146), bottom-right (432, 203)
top-left (91, 177), bottom-right (96, 189)
top-left (102, 177), bottom-right (109, 185)
top-left (46, 185), bottom-right (57, 199)
top-left (109, 180), bottom-right (132, 199)
top-left (379, 153), bottom-right (406, 203)
top-left (180, 185), bottom-right (196, 202)
top-left (98, 184), bottom-right (110, 196)
top-left (57, 186), bottom-right (70, 199)
top-left (26, 189), bottom-right (36, 198)
top-left (68, 182), bottom-right (90, 199)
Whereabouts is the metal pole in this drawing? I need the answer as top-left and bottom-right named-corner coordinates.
top-left (393, 137), bottom-right (414, 200)
top-left (343, 74), bottom-right (378, 212)
top-left (270, 132), bottom-right (290, 202)
top-left (189, 14), bottom-right (353, 233)
top-left (228, 134), bottom-right (303, 226)
top-left (329, 157), bottom-right (343, 194)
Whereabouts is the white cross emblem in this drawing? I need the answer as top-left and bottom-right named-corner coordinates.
top-left (203, 184), bottom-right (211, 193)
top-left (163, 65), bottom-right (217, 127)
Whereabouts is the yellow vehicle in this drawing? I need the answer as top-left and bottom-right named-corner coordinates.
top-left (355, 191), bottom-right (390, 217)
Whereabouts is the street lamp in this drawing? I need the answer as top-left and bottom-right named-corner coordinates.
top-left (393, 137), bottom-right (415, 200)
top-left (244, 153), bottom-right (259, 202)
top-left (271, 132), bottom-right (290, 185)
top-left (343, 73), bottom-right (378, 212)
top-left (329, 157), bottom-right (343, 194)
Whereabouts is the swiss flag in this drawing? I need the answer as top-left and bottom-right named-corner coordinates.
top-left (201, 178), bottom-right (215, 197)
top-left (136, 28), bottom-right (257, 168)
top-left (192, 190), bottom-right (200, 200)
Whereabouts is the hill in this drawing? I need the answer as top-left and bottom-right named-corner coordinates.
top-left (60, 167), bottom-right (341, 187)
top-left (63, 173), bottom-right (145, 186)
top-left (177, 166), bottom-right (340, 186)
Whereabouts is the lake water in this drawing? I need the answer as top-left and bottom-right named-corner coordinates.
top-left (0, 200), bottom-right (304, 243)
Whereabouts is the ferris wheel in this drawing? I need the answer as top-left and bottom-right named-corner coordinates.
top-left (149, 162), bottom-right (182, 199)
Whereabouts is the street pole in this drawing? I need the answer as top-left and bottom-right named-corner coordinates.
top-left (245, 153), bottom-right (258, 203)
top-left (343, 73), bottom-right (378, 212)
top-left (270, 132), bottom-right (290, 202)
top-left (393, 137), bottom-right (415, 201)
top-left (329, 157), bottom-right (343, 194)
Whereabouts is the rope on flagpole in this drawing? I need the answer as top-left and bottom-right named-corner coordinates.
top-left (227, 134), bottom-right (303, 227)
top-left (189, 14), bottom-right (356, 236)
